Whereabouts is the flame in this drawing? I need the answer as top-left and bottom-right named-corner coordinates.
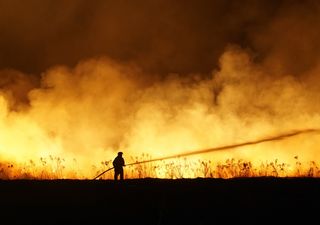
top-left (0, 47), bottom-right (320, 179)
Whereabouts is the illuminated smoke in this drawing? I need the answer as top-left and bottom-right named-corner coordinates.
top-left (0, 46), bottom-right (319, 178)
top-left (1, 0), bottom-right (320, 178)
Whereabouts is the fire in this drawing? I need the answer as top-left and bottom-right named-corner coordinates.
top-left (0, 47), bottom-right (320, 179)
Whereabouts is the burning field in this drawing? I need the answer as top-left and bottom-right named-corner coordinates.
top-left (1, 0), bottom-right (320, 180)
top-left (1, 1), bottom-right (320, 224)
top-left (1, 50), bottom-right (320, 180)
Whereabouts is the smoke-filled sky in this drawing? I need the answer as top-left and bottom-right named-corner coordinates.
top-left (1, 0), bottom-right (320, 178)
top-left (0, 0), bottom-right (319, 75)
top-left (1, 0), bottom-right (320, 106)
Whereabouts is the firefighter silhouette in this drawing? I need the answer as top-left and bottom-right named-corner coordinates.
top-left (113, 152), bottom-right (125, 180)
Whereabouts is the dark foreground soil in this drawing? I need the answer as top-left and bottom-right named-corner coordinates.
top-left (0, 177), bottom-right (319, 225)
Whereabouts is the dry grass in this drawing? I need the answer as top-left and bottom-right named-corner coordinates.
top-left (1, 154), bottom-right (320, 179)
top-left (73, 154), bottom-right (320, 179)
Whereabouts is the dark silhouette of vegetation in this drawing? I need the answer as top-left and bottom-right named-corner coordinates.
top-left (1, 154), bottom-right (320, 179)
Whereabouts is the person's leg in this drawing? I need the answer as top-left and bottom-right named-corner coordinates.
top-left (120, 169), bottom-right (124, 180)
top-left (114, 171), bottom-right (118, 180)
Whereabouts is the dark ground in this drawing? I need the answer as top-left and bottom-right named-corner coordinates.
top-left (0, 178), bottom-right (319, 225)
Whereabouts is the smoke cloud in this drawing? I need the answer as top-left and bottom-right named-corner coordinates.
top-left (0, 0), bottom-right (320, 177)
top-left (1, 0), bottom-right (318, 76)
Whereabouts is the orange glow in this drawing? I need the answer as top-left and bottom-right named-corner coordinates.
top-left (0, 48), bottom-right (320, 179)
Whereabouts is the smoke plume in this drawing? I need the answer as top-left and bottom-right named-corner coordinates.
top-left (0, 0), bottom-right (320, 177)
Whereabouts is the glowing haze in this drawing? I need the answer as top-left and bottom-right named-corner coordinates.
top-left (0, 0), bottom-right (320, 178)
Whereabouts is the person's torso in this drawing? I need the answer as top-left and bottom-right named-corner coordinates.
top-left (113, 157), bottom-right (124, 168)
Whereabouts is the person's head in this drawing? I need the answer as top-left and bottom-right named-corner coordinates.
top-left (118, 152), bottom-right (123, 156)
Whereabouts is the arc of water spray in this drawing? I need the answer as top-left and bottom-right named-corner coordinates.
top-left (93, 129), bottom-right (319, 180)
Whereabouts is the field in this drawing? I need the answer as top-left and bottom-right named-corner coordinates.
top-left (2, 154), bottom-right (320, 179)
top-left (1, 178), bottom-right (319, 225)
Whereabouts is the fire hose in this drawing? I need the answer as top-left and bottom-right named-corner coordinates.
top-left (93, 128), bottom-right (319, 180)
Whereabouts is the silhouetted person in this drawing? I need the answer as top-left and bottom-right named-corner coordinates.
top-left (113, 152), bottom-right (125, 180)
